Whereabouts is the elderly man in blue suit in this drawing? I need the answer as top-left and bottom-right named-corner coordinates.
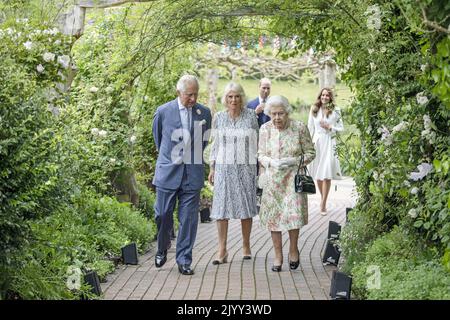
top-left (247, 77), bottom-right (272, 127)
top-left (152, 75), bottom-right (212, 275)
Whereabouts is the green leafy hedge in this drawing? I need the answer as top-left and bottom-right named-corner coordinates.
top-left (6, 192), bottom-right (155, 299)
top-left (350, 226), bottom-right (450, 299)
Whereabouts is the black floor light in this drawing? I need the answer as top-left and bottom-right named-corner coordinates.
top-left (322, 239), bottom-right (341, 265)
top-left (121, 243), bottom-right (138, 265)
top-left (84, 270), bottom-right (102, 296)
top-left (330, 270), bottom-right (352, 300)
top-left (327, 221), bottom-right (341, 240)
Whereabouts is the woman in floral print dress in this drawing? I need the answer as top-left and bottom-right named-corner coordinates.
top-left (209, 82), bottom-right (259, 264)
top-left (258, 95), bottom-right (315, 272)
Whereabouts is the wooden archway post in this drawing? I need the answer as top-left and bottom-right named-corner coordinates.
top-left (58, 1), bottom-right (155, 37)
top-left (318, 56), bottom-right (337, 92)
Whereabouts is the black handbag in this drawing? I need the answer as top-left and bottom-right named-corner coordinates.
top-left (295, 155), bottom-right (316, 194)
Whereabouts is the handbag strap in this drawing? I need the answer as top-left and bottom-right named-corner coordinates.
top-left (296, 155), bottom-right (311, 176)
top-left (296, 131), bottom-right (311, 176)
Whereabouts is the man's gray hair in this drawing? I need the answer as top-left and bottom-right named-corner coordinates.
top-left (221, 82), bottom-right (248, 110)
top-left (264, 95), bottom-right (292, 116)
top-left (176, 74), bottom-right (199, 92)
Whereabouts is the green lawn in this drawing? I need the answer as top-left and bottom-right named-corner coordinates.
top-left (200, 77), bottom-right (358, 175)
top-left (199, 78), bottom-right (354, 124)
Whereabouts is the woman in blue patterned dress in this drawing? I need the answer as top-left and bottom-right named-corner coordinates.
top-left (208, 82), bottom-right (259, 265)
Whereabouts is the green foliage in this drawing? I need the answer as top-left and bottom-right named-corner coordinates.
top-left (0, 18), bottom-right (72, 270)
top-left (200, 182), bottom-right (214, 210)
top-left (5, 192), bottom-right (155, 299)
top-left (1, 0), bottom-right (448, 301)
top-left (339, 205), bottom-right (390, 273)
top-left (350, 226), bottom-right (450, 299)
top-left (137, 182), bottom-right (157, 221)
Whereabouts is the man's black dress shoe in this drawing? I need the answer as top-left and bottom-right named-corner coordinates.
top-left (178, 264), bottom-right (194, 275)
top-left (155, 250), bottom-right (167, 268)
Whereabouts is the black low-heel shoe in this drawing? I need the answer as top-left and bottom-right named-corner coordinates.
top-left (289, 250), bottom-right (300, 270)
top-left (289, 260), bottom-right (300, 270)
top-left (271, 265), bottom-right (282, 272)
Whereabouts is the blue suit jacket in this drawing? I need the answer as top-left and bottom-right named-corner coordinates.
top-left (247, 97), bottom-right (271, 127)
top-left (152, 99), bottom-right (212, 191)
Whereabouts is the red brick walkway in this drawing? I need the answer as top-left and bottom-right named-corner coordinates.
top-left (101, 177), bottom-right (356, 300)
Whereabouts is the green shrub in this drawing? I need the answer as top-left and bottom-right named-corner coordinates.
top-left (350, 226), bottom-right (450, 300)
top-left (3, 191), bottom-right (155, 299)
top-left (339, 205), bottom-right (389, 274)
top-left (137, 182), bottom-right (156, 221)
top-left (0, 19), bottom-right (73, 291)
top-left (74, 191), bottom-right (155, 253)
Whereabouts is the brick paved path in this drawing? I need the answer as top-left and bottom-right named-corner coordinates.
top-left (101, 177), bottom-right (356, 300)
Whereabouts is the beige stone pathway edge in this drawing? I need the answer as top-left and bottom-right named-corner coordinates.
top-left (101, 177), bottom-right (356, 300)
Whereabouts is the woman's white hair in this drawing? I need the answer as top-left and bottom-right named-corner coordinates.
top-left (221, 82), bottom-right (248, 110)
top-left (264, 95), bottom-right (292, 116)
top-left (176, 74), bottom-right (199, 92)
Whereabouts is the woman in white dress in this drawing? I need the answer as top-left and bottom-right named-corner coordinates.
top-left (307, 88), bottom-right (344, 215)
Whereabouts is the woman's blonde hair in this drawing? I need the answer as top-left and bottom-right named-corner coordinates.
top-left (221, 82), bottom-right (247, 110)
top-left (312, 87), bottom-right (335, 118)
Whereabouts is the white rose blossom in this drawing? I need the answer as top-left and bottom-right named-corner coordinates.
top-left (410, 187), bottom-right (419, 195)
top-left (378, 126), bottom-right (392, 145)
top-left (23, 41), bottom-right (33, 50)
top-left (105, 86), bottom-right (114, 94)
top-left (365, 5), bottom-right (382, 31)
top-left (421, 114), bottom-right (436, 144)
top-left (408, 209), bottom-right (418, 218)
top-left (130, 135), bottom-right (137, 144)
top-left (409, 163), bottom-right (433, 181)
top-left (43, 52), bottom-right (55, 62)
top-left (36, 64), bottom-right (44, 73)
top-left (91, 128), bottom-right (99, 136)
top-left (57, 55), bottom-right (70, 69)
top-left (98, 130), bottom-right (107, 138)
top-left (423, 114), bottom-right (432, 130)
top-left (416, 92), bottom-right (429, 105)
top-left (392, 121), bottom-right (408, 133)
top-left (89, 86), bottom-right (99, 93)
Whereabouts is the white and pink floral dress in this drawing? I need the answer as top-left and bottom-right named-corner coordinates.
top-left (258, 120), bottom-right (315, 231)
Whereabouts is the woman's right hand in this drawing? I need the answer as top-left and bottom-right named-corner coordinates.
top-left (208, 169), bottom-right (215, 185)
